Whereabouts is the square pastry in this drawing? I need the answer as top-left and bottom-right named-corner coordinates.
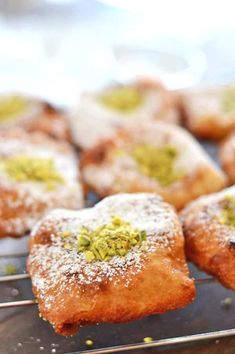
top-left (27, 193), bottom-right (195, 335)
top-left (69, 79), bottom-right (180, 150)
top-left (81, 121), bottom-right (227, 210)
top-left (0, 129), bottom-right (83, 238)
top-left (181, 186), bottom-right (235, 290)
top-left (181, 85), bottom-right (235, 140)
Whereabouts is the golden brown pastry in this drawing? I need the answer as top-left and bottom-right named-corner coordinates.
top-left (69, 79), bottom-right (181, 150)
top-left (0, 129), bottom-right (83, 238)
top-left (81, 121), bottom-right (227, 210)
top-left (181, 186), bottom-right (235, 290)
top-left (27, 193), bottom-right (195, 336)
top-left (0, 93), bottom-right (70, 141)
top-left (219, 133), bottom-right (235, 183)
top-left (180, 85), bottom-right (235, 140)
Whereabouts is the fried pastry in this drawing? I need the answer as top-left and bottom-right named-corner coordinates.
top-left (69, 79), bottom-right (181, 150)
top-left (0, 93), bottom-right (70, 141)
top-left (27, 193), bottom-right (195, 336)
top-left (181, 186), bottom-right (235, 290)
top-left (0, 129), bottom-right (83, 238)
top-left (181, 85), bottom-right (235, 140)
top-left (219, 133), bottom-right (235, 183)
top-left (81, 121), bottom-right (227, 210)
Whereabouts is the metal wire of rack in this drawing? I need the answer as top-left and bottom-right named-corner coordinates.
top-left (1, 255), bottom-right (235, 354)
top-left (67, 329), bottom-right (235, 354)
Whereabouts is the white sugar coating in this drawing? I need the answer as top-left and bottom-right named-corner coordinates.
top-left (182, 85), bottom-right (235, 125)
top-left (28, 193), bottom-right (181, 306)
top-left (69, 82), bottom-right (179, 150)
top-left (32, 193), bottom-right (178, 241)
top-left (181, 185), bottom-right (235, 244)
top-left (0, 131), bottom-right (84, 236)
top-left (82, 121), bottom-right (225, 194)
top-left (0, 135), bottom-right (79, 183)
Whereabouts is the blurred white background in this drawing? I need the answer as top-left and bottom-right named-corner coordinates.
top-left (0, 0), bottom-right (235, 106)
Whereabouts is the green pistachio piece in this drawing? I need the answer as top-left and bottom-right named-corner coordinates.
top-left (4, 264), bottom-right (17, 275)
top-left (118, 248), bottom-right (127, 256)
top-left (64, 243), bottom-right (72, 250)
top-left (77, 235), bottom-right (91, 248)
top-left (131, 144), bottom-right (184, 186)
top-left (222, 87), bottom-right (235, 113)
top-left (61, 230), bottom-right (70, 238)
top-left (96, 245), bottom-right (108, 260)
top-left (76, 216), bottom-right (146, 262)
top-left (0, 95), bottom-right (27, 122)
top-left (99, 87), bottom-right (143, 113)
top-left (2, 155), bottom-right (64, 191)
top-left (143, 337), bottom-right (153, 343)
top-left (107, 248), bottom-right (116, 257)
top-left (112, 215), bottom-right (123, 226)
top-left (141, 230), bottom-right (147, 240)
top-left (85, 339), bottom-right (94, 347)
top-left (219, 195), bottom-right (235, 228)
top-left (85, 251), bottom-right (95, 262)
top-left (130, 238), bottom-right (138, 246)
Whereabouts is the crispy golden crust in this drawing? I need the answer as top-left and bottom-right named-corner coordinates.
top-left (181, 187), bottom-right (235, 290)
top-left (219, 133), bottom-right (235, 183)
top-left (80, 122), bottom-right (227, 210)
top-left (70, 79), bottom-right (181, 150)
top-left (186, 118), bottom-right (232, 140)
top-left (0, 129), bottom-right (83, 238)
top-left (27, 193), bottom-right (195, 335)
top-left (180, 86), bottom-right (235, 140)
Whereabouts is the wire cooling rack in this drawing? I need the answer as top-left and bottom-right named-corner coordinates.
top-left (0, 249), bottom-right (235, 354)
top-left (1, 142), bottom-right (235, 354)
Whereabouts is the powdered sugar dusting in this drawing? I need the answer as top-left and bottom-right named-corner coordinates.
top-left (181, 185), bottom-right (235, 244)
top-left (70, 82), bottom-right (179, 150)
top-left (28, 193), bottom-right (181, 309)
top-left (82, 121), bottom-right (225, 197)
top-left (0, 131), bottom-right (84, 236)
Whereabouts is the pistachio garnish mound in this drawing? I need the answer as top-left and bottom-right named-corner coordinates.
top-left (222, 88), bottom-right (235, 113)
top-left (132, 144), bottom-right (183, 186)
top-left (2, 155), bottom-right (64, 190)
top-left (0, 95), bottom-right (27, 122)
top-left (99, 86), bottom-right (143, 113)
top-left (219, 195), bottom-right (235, 228)
top-left (76, 215), bottom-right (147, 262)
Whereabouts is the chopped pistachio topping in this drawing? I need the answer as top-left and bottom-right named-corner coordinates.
top-left (76, 215), bottom-right (146, 262)
top-left (61, 230), bottom-right (70, 238)
top-left (85, 339), bottom-right (94, 347)
top-left (143, 337), bottom-right (153, 343)
top-left (219, 195), bottom-right (235, 228)
top-left (221, 297), bottom-right (233, 307)
top-left (64, 243), bottom-right (72, 250)
top-left (4, 264), bottom-right (17, 275)
top-left (132, 144), bottom-right (183, 186)
top-left (99, 86), bottom-right (143, 113)
top-left (222, 87), bottom-right (235, 113)
top-left (2, 155), bottom-right (64, 190)
top-left (0, 95), bottom-right (27, 122)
